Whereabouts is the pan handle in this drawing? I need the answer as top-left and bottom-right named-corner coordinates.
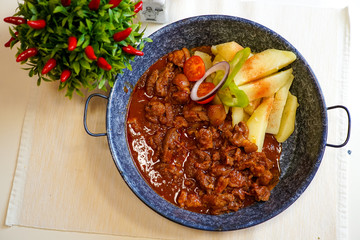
top-left (83, 93), bottom-right (108, 137)
top-left (326, 105), bottom-right (351, 148)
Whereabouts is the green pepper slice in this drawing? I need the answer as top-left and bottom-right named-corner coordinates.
top-left (217, 81), bottom-right (249, 107)
top-left (218, 47), bottom-right (250, 107)
top-left (221, 47), bottom-right (251, 89)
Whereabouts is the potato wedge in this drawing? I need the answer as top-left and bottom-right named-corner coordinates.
top-left (238, 68), bottom-right (293, 102)
top-left (275, 92), bottom-right (299, 142)
top-left (194, 51), bottom-right (213, 70)
top-left (231, 107), bottom-right (249, 127)
top-left (266, 74), bottom-right (294, 134)
top-left (234, 49), bottom-right (296, 85)
top-left (244, 98), bottom-right (261, 115)
top-left (247, 96), bottom-right (274, 151)
top-left (211, 41), bottom-right (244, 62)
top-left (212, 54), bottom-right (226, 65)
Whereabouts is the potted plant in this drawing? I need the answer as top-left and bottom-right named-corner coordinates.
top-left (4, 0), bottom-right (151, 98)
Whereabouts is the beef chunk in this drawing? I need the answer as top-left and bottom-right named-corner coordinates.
top-left (144, 100), bottom-right (165, 123)
top-left (155, 63), bottom-right (175, 97)
top-left (162, 128), bottom-right (180, 163)
top-left (168, 48), bottom-right (190, 67)
top-left (146, 69), bottom-right (159, 96)
top-left (159, 103), bottom-right (174, 126)
top-left (174, 116), bottom-right (188, 128)
top-left (196, 128), bottom-right (213, 149)
top-left (183, 103), bottom-right (209, 122)
top-left (195, 169), bottom-right (215, 190)
top-left (214, 176), bottom-right (230, 194)
top-left (252, 184), bottom-right (271, 201)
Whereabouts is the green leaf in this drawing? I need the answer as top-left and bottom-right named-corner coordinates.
top-left (65, 87), bottom-right (74, 99)
top-left (53, 6), bottom-right (67, 14)
top-left (98, 78), bottom-right (106, 89)
top-left (98, 10), bottom-right (105, 17)
top-left (72, 79), bottom-right (82, 89)
top-left (85, 19), bottom-right (93, 31)
top-left (80, 59), bottom-right (91, 70)
top-left (78, 21), bottom-right (87, 33)
top-left (68, 15), bottom-right (74, 29)
top-left (9, 28), bottom-right (16, 38)
top-left (82, 36), bottom-right (90, 48)
top-left (72, 61), bottom-right (80, 75)
top-left (29, 69), bottom-right (34, 77)
top-left (100, 34), bottom-right (111, 44)
top-left (42, 33), bottom-right (50, 43)
top-left (108, 8), bottom-right (114, 22)
top-left (125, 62), bottom-right (132, 71)
top-left (75, 88), bottom-right (85, 97)
top-left (62, 17), bottom-right (68, 27)
top-left (144, 37), bottom-right (153, 43)
top-left (33, 29), bottom-right (44, 38)
top-left (77, 34), bottom-right (85, 46)
top-left (59, 81), bottom-right (66, 90)
top-left (48, 0), bottom-right (59, 12)
top-left (122, 11), bottom-right (133, 17)
top-left (69, 52), bottom-right (77, 62)
top-left (50, 44), bottom-right (63, 58)
top-left (27, 2), bottom-right (38, 15)
top-left (77, 10), bottom-right (86, 18)
top-left (47, 27), bottom-right (54, 33)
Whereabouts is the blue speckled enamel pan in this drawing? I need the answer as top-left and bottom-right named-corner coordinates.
top-left (84, 15), bottom-right (351, 231)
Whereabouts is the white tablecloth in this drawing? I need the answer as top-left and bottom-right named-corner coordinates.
top-left (1, 0), bottom-right (356, 239)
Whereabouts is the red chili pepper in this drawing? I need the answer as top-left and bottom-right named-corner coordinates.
top-left (4, 32), bottom-right (19, 48)
top-left (134, 1), bottom-right (143, 13)
top-left (109, 0), bottom-right (122, 8)
top-left (84, 46), bottom-right (97, 60)
top-left (27, 19), bottom-right (46, 29)
top-left (122, 45), bottom-right (144, 56)
top-left (41, 58), bottom-right (57, 75)
top-left (113, 27), bottom-right (132, 42)
top-left (88, 0), bottom-right (100, 10)
top-left (4, 17), bottom-right (26, 25)
top-left (68, 36), bottom-right (77, 51)
top-left (61, 0), bottom-right (71, 6)
top-left (60, 69), bottom-right (71, 82)
top-left (16, 48), bottom-right (38, 62)
top-left (97, 57), bottom-right (112, 71)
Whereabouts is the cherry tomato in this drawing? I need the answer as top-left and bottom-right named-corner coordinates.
top-left (183, 55), bottom-right (205, 82)
top-left (196, 82), bottom-right (215, 104)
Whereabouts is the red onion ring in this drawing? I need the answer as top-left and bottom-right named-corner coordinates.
top-left (190, 61), bottom-right (230, 102)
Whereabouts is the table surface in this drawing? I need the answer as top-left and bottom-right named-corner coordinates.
top-left (1, 0), bottom-right (359, 240)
